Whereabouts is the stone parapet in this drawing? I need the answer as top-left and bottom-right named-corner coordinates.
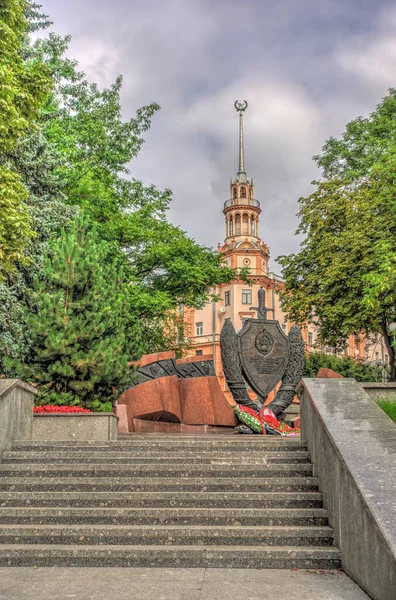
top-left (32, 413), bottom-right (117, 441)
top-left (0, 379), bottom-right (36, 458)
top-left (361, 382), bottom-right (396, 400)
top-left (298, 378), bottom-right (396, 600)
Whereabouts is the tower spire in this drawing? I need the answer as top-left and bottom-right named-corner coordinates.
top-left (235, 100), bottom-right (248, 173)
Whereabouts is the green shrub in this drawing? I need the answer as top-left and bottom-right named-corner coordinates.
top-left (303, 352), bottom-right (378, 382)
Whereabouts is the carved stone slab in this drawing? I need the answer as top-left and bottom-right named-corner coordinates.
top-left (176, 360), bottom-right (215, 379)
top-left (237, 319), bottom-right (289, 398)
top-left (136, 359), bottom-right (177, 385)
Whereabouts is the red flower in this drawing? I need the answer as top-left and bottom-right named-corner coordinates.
top-left (33, 405), bottom-right (92, 414)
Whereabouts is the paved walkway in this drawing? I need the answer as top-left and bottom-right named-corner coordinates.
top-left (0, 568), bottom-right (370, 599)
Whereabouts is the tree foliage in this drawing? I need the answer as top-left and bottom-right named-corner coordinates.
top-left (0, 0), bottom-right (52, 273)
top-left (278, 90), bottom-right (396, 380)
top-left (9, 219), bottom-right (138, 409)
top-left (0, 3), bottom-right (238, 403)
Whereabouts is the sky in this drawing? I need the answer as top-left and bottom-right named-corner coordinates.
top-left (42, 0), bottom-right (396, 271)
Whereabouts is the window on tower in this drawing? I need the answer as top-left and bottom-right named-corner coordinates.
top-left (242, 289), bottom-right (252, 304)
top-left (233, 187), bottom-right (237, 200)
top-left (235, 214), bottom-right (241, 235)
top-left (240, 186), bottom-right (246, 199)
top-left (242, 213), bottom-right (249, 235)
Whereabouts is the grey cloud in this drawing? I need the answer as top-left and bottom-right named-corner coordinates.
top-left (43, 0), bottom-right (394, 265)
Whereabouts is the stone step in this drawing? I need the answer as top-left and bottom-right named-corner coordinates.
top-left (0, 507), bottom-right (329, 526)
top-left (0, 524), bottom-right (334, 546)
top-left (118, 432), bottom-right (300, 443)
top-left (12, 440), bottom-right (306, 453)
top-left (0, 476), bottom-right (319, 493)
top-left (0, 544), bottom-right (341, 569)
top-left (0, 463), bottom-right (313, 478)
top-left (0, 491), bottom-right (323, 508)
top-left (1, 451), bottom-right (310, 464)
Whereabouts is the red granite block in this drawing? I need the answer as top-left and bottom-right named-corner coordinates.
top-left (179, 376), bottom-right (237, 426)
top-left (118, 375), bottom-right (181, 432)
top-left (317, 368), bottom-right (344, 379)
top-left (116, 404), bottom-right (129, 434)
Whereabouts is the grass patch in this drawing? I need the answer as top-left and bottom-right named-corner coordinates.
top-left (376, 400), bottom-right (396, 423)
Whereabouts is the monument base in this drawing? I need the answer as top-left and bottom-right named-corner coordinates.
top-left (123, 419), bottom-right (236, 435)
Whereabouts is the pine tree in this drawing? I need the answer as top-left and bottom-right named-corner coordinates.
top-left (10, 219), bottom-right (137, 409)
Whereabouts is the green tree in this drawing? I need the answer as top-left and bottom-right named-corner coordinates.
top-left (0, 129), bottom-right (78, 371)
top-left (9, 219), bottom-right (138, 409)
top-left (0, 3), bottom-right (239, 378)
top-left (23, 24), bottom-right (238, 339)
top-left (303, 352), bottom-right (377, 382)
top-left (0, 0), bottom-right (52, 273)
top-left (278, 90), bottom-right (396, 380)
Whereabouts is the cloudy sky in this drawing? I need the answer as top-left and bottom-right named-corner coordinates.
top-left (42, 0), bottom-right (395, 271)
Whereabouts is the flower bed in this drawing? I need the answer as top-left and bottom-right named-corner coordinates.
top-left (33, 405), bottom-right (92, 414)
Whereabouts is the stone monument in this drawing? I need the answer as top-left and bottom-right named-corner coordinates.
top-left (220, 288), bottom-right (304, 420)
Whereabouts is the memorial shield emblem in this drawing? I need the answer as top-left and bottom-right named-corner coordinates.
top-left (237, 320), bottom-right (289, 398)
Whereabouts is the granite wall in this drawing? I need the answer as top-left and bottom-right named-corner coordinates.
top-left (361, 382), bottom-right (396, 400)
top-left (0, 380), bottom-right (36, 458)
top-left (32, 413), bottom-right (118, 441)
top-left (299, 378), bottom-right (396, 600)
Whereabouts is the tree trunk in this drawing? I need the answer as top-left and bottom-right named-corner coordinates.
top-left (381, 320), bottom-right (396, 382)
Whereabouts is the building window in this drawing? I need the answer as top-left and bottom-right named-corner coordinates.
top-left (195, 322), bottom-right (203, 336)
top-left (242, 289), bottom-right (252, 304)
top-left (308, 332), bottom-right (313, 346)
top-left (240, 186), bottom-right (246, 198)
top-left (235, 214), bottom-right (241, 235)
top-left (195, 350), bottom-right (203, 356)
top-left (224, 291), bottom-right (231, 306)
top-left (242, 213), bottom-right (249, 235)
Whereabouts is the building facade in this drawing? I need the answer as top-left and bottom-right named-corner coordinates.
top-left (183, 102), bottom-right (386, 395)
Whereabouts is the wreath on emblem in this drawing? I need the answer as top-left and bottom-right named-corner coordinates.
top-left (255, 331), bottom-right (274, 356)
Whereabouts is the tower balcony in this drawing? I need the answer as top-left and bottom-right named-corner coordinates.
top-left (224, 198), bottom-right (260, 209)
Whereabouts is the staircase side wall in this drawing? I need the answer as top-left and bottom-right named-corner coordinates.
top-left (32, 413), bottom-right (118, 441)
top-left (299, 378), bottom-right (396, 600)
top-left (0, 380), bottom-right (35, 458)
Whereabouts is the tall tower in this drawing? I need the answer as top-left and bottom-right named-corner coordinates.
top-left (186, 101), bottom-right (289, 395)
top-left (223, 101), bottom-right (262, 242)
top-left (220, 101), bottom-right (269, 275)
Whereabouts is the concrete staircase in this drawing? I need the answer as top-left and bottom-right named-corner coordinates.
top-left (0, 435), bottom-right (341, 568)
